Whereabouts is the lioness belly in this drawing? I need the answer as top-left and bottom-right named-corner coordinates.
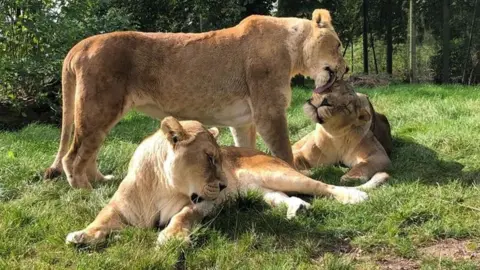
top-left (134, 99), bottom-right (253, 127)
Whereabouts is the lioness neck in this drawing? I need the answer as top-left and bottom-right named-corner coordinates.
top-left (126, 132), bottom-right (178, 194)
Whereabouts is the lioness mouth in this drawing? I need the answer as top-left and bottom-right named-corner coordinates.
top-left (313, 69), bottom-right (335, 94)
top-left (306, 99), bottom-right (325, 124)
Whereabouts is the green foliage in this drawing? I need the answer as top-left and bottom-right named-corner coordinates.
top-left (0, 0), bottom-right (478, 127)
top-left (0, 0), bottom-right (137, 119)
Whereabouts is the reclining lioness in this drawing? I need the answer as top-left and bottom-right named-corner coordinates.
top-left (293, 81), bottom-right (392, 183)
top-left (66, 117), bottom-right (386, 246)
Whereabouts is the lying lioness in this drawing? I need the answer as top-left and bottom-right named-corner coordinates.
top-left (66, 117), bottom-right (385, 246)
top-left (293, 81), bottom-right (392, 183)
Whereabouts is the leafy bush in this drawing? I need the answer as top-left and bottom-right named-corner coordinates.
top-left (0, 0), bottom-right (137, 126)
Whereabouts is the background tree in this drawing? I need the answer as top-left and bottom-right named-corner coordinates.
top-left (362, 0), bottom-right (369, 74)
top-left (385, 0), bottom-right (393, 75)
top-left (408, 0), bottom-right (416, 83)
top-left (1, 0), bottom-right (478, 127)
top-left (441, 0), bottom-right (450, 83)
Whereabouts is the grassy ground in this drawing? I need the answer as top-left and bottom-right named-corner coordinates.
top-left (1, 84), bottom-right (480, 269)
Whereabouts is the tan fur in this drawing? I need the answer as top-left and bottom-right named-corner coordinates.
top-left (66, 117), bottom-right (384, 246)
top-left (44, 9), bottom-right (347, 188)
top-left (292, 81), bottom-right (392, 184)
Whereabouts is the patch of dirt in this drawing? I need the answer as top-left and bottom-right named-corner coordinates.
top-left (348, 249), bottom-right (420, 270)
top-left (376, 256), bottom-right (420, 270)
top-left (312, 239), bottom-right (480, 269)
top-left (419, 238), bottom-right (480, 262)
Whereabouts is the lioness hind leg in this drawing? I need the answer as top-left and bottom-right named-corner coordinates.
top-left (63, 133), bottom-right (105, 189)
top-left (238, 157), bottom-right (368, 204)
top-left (86, 154), bottom-right (115, 182)
top-left (261, 188), bottom-right (311, 219)
top-left (62, 82), bottom-right (129, 189)
top-left (66, 203), bottom-right (125, 245)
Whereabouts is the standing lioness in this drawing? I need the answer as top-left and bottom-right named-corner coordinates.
top-left (44, 9), bottom-right (347, 189)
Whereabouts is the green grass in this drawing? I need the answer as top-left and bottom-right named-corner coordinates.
top-left (1, 84), bottom-right (480, 269)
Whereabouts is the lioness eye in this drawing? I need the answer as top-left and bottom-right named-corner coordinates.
top-left (207, 154), bottom-right (215, 166)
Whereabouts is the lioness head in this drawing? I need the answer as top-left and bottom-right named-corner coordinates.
top-left (303, 80), bottom-right (372, 135)
top-left (161, 117), bottom-right (227, 203)
top-left (303, 9), bottom-right (348, 93)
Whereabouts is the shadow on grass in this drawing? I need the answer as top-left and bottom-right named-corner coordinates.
top-left (194, 196), bottom-right (356, 257)
top-left (390, 137), bottom-right (479, 186)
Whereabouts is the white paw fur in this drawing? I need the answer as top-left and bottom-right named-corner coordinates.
top-left (332, 187), bottom-right (368, 204)
top-left (156, 230), bottom-right (190, 247)
top-left (66, 230), bottom-right (88, 245)
top-left (103, 174), bottom-right (115, 181)
top-left (286, 196), bottom-right (312, 219)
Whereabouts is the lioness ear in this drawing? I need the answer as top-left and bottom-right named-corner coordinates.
top-left (312, 9), bottom-right (332, 27)
top-left (208, 127), bottom-right (220, 139)
top-left (358, 108), bottom-right (372, 124)
top-left (161, 116), bottom-right (187, 144)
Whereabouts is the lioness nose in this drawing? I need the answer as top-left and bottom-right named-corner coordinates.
top-left (219, 183), bottom-right (227, 191)
top-left (190, 193), bottom-right (204, 203)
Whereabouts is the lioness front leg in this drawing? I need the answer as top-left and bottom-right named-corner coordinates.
top-left (341, 157), bottom-right (391, 183)
top-left (66, 203), bottom-right (125, 245)
top-left (254, 112), bottom-right (293, 165)
top-left (229, 123), bottom-right (256, 149)
top-left (157, 203), bottom-right (208, 246)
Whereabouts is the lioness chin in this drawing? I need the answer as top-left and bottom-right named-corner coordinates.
top-left (45, 9), bottom-right (348, 189)
top-left (66, 117), bottom-right (385, 247)
top-left (292, 80), bottom-right (392, 184)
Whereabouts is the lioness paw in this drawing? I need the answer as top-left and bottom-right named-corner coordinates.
top-left (156, 228), bottom-right (190, 247)
top-left (66, 230), bottom-right (93, 245)
top-left (299, 170), bottom-right (313, 177)
top-left (332, 187), bottom-right (368, 204)
top-left (102, 174), bottom-right (115, 181)
top-left (286, 197), bottom-right (312, 219)
top-left (66, 230), bottom-right (106, 245)
top-left (340, 174), bottom-right (368, 183)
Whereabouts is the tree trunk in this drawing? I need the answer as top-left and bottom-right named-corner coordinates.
top-left (408, 0), bottom-right (416, 83)
top-left (468, 61), bottom-right (480, 85)
top-left (343, 40), bottom-right (350, 57)
top-left (351, 39), bottom-right (354, 74)
top-left (441, 0), bottom-right (450, 83)
top-left (462, 0), bottom-right (478, 84)
top-left (386, 0), bottom-right (393, 75)
top-left (363, 0), bottom-right (369, 74)
top-left (370, 32), bottom-right (379, 74)
top-left (276, 0), bottom-right (286, 17)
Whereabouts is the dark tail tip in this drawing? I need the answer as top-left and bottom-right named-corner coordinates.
top-left (44, 167), bottom-right (62, 180)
